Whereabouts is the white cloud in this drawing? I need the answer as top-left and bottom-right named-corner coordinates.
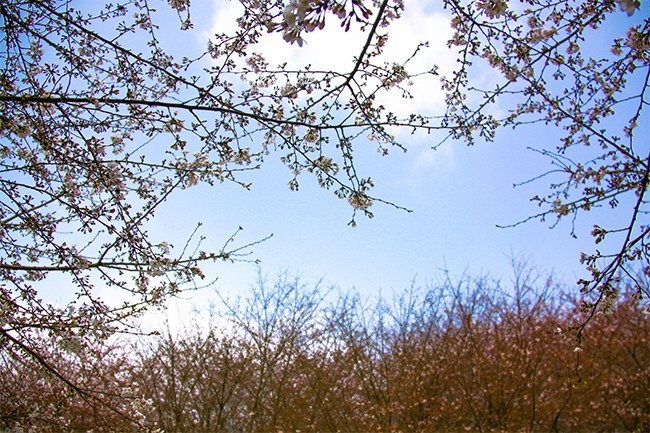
top-left (208, 1), bottom-right (367, 71)
top-left (413, 142), bottom-right (456, 173)
top-left (372, 3), bottom-right (456, 117)
top-left (206, 1), bottom-right (466, 188)
top-left (207, 1), bottom-right (455, 107)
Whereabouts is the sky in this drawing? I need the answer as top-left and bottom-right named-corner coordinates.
top-left (124, 0), bottom-right (647, 325)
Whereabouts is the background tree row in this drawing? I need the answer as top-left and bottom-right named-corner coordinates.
top-left (2, 266), bottom-right (648, 432)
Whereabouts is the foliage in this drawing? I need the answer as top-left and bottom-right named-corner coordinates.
top-left (1, 269), bottom-right (648, 432)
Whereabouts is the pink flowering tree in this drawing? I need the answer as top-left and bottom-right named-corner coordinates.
top-left (0, 0), bottom-right (410, 398)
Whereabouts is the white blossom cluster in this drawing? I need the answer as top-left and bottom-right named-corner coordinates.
top-left (348, 191), bottom-right (373, 210)
top-left (168, 0), bottom-right (190, 12)
top-left (597, 289), bottom-right (619, 313)
top-left (280, 0), bottom-right (341, 46)
top-left (382, 63), bottom-right (409, 88)
top-left (282, 0), bottom-right (312, 46)
top-left (476, 0), bottom-right (508, 19)
top-left (616, 0), bottom-right (641, 16)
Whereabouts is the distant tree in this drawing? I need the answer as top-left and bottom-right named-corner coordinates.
top-left (135, 270), bottom-right (650, 433)
top-left (0, 336), bottom-right (149, 432)
top-left (0, 0), bottom-right (648, 415)
top-left (3, 268), bottom-right (647, 432)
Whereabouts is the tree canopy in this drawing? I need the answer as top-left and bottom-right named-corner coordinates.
top-left (0, 0), bottom-right (648, 403)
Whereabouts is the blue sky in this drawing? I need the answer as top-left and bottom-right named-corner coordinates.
top-left (153, 122), bottom-right (603, 297)
top-left (130, 0), bottom-right (647, 322)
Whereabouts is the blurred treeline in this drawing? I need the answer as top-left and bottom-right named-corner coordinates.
top-left (1, 264), bottom-right (648, 432)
